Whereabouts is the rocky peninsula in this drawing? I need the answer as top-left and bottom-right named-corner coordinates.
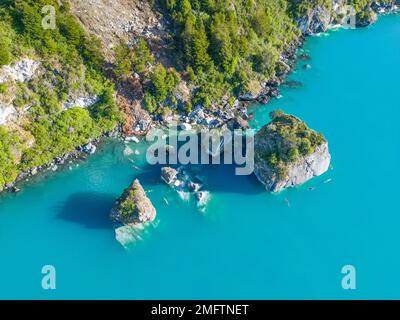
top-left (254, 111), bottom-right (331, 193)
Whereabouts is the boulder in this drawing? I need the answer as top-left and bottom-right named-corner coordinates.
top-left (62, 95), bottom-right (99, 111)
top-left (161, 167), bottom-right (178, 185)
top-left (82, 142), bottom-right (97, 155)
top-left (188, 181), bottom-right (202, 192)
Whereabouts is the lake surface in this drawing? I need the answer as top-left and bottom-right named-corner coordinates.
top-left (1, 14), bottom-right (400, 299)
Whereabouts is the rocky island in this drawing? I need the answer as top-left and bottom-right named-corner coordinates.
top-left (254, 111), bottom-right (331, 193)
top-left (110, 179), bottom-right (157, 247)
top-left (111, 179), bottom-right (156, 225)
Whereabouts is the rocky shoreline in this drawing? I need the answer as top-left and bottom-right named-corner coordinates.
top-left (2, 126), bottom-right (122, 194)
top-left (151, 3), bottom-right (400, 134)
top-left (2, 4), bottom-right (398, 196)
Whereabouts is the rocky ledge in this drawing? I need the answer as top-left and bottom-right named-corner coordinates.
top-left (254, 111), bottom-right (331, 193)
top-left (110, 179), bottom-right (156, 225)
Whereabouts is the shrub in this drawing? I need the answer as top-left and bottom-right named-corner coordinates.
top-left (0, 44), bottom-right (11, 66)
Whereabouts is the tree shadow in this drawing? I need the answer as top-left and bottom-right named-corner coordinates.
top-left (55, 192), bottom-right (116, 229)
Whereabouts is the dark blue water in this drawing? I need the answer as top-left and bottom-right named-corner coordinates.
top-left (0, 14), bottom-right (399, 299)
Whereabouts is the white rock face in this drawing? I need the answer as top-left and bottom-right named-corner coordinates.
top-left (62, 96), bottom-right (99, 110)
top-left (254, 143), bottom-right (331, 193)
top-left (0, 59), bottom-right (40, 84)
top-left (0, 104), bottom-right (17, 125)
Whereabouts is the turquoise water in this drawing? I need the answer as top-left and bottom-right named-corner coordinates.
top-left (1, 15), bottom-right (400, 299)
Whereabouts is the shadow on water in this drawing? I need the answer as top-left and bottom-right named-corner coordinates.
top-left (56, 192), bottom-right (116, 229)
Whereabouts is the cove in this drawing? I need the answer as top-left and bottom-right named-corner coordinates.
top-left (0, 14), bottom-right (400, 299)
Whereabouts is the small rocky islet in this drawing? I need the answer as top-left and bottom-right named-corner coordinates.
top-left (110, 179), bottom-right (157, 247)
top-left (254, 111), bottom-right (331, 193)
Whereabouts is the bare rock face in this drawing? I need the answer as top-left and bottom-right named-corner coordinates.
top-left (255, 143), bottom-right (331, 192)
top-left (254, 112), bottom-right (331, 193)
top-left (62, 95), bottom-right (99, 111)
top-left (295, 3), bottom-right (335, 35)
top-left (0, 58), bottom-right (40, 84)
top-left (0, 104), bottom-right (17, 125)
top-left (111, 179), bottom-right (156, 225)
top-left (69, 0), bottom-right (166, 60)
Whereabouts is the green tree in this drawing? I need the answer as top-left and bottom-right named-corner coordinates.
top-left (133, 39), bottom-right (153, 74)
top-left (114, 41), bottom-right (133, 79)
top-left (150, 64), bottom-right (168, 102)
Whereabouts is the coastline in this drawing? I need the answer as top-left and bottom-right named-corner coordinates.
top-left (1, 7), bottom-right (400, 299)
top-left (3, 126), bottom-right (122, 194)
top-left (2, 7), bottom-right (399, 195)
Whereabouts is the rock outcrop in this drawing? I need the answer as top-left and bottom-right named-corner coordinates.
top-left (161, 167), bottom-right (178, 185)
top-left (0, 58), bottom-right (40, 84)
top-left (161, 166), bottom-right (210, 210)
top-left (291, 0), bottom-right (400, 35)
top-left (254, 112), bottom-right (331, 193)
top-left (62, 95), bottom-right (99, 111)
top-left (111, 179), bottom-right (156, 225)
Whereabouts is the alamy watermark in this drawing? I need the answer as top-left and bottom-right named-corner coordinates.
top-left (41, 265), bottom-right (56, 290)
top-left (145, 123), bottom-right (255, 176)
top-left (41, 5), bottom-right (56, 30)
top-left (338, 5), bottom-right (357, 29)
top-left (341, 265), bottom-right (356, 290)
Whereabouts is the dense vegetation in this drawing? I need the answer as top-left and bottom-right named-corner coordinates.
top-left (160, 0), bottom-right (301, 107)
top-left (255, 111), bottom-right (326, 178)
top-left (112, 0), bottom-right (388, 116)
top-left (114, 38), bottom-right (184, 115)
top-left (0, 0), bottom-right (391, 190)
top-left (0, 0), bottom-right (121, 190)
top-left (126, 0), bottom-right (382, 114)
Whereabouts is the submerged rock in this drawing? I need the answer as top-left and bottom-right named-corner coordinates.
top-left (195, 191), bottom-right (210, 208)
top-left (111, 179), bottom-right (156, 225)
top-left (125, 135), bottom-right (140, 143)
top-left (188, 181), bottom-right (201, 192)
top-left (254, 111), bottom-right (331, 193)
top-left (115, 224), bottom-right (146, 248)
